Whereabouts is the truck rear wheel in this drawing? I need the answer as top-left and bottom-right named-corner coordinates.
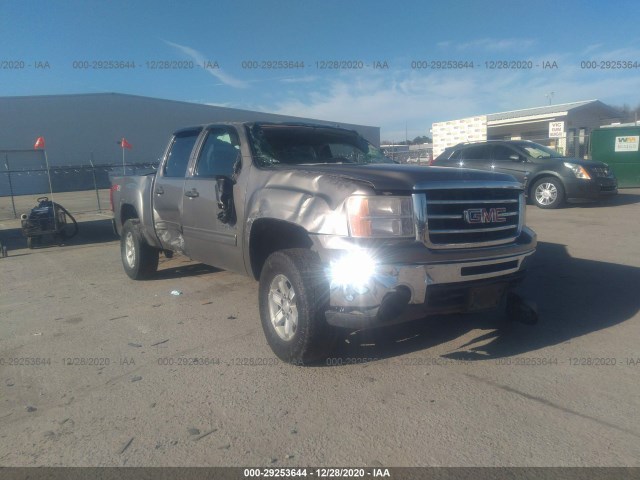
top-left (121, 219), bottom-right (159, 280)
top-left (259, 249), bottom-right (333, 365)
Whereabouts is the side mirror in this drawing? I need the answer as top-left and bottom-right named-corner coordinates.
top-left (509, 154), bottom-right (523, 162)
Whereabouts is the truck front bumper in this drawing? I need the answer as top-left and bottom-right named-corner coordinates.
top-left (324, 247), bottom-right (535, 329)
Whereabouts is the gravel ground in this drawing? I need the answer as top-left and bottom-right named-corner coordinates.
top-left (0, 191), bottom-right (639, 467)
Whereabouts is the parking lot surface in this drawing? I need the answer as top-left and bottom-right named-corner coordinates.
top-left (1, 191), bottom-right (639, 467)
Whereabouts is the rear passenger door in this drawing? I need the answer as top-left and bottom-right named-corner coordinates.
top-left (490, 144), bottom-right (529, 183)
top-left (153, 129), bottom-right (201, 253)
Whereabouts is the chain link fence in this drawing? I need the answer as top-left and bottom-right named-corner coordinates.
top-left (381, 145), bottom-right (433, 164)
top-left (0, 150), bottom-right (158, 220)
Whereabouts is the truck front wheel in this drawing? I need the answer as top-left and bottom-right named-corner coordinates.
top-left (121, 219), bottom-right (159, 280)
top-left (259, 249), bottom-right (333, 364)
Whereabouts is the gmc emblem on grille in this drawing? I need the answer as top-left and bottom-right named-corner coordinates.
top-left (464, 207), bottom-right (507, 224)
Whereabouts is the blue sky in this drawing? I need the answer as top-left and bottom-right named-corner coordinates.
top-left (2, 0), bottom-right (640, 141)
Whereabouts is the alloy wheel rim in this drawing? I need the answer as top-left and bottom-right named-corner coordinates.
top-left (125, 232), bottom-right (136, 268)
top-left (268, 274), bottom-right (298, 341)
top-left (535, 183), bottom-right (557, 205)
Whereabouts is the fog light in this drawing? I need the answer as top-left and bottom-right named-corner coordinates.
top-left (329, 250), bottom-right (375, 294)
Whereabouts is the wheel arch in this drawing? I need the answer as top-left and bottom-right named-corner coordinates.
top-left (120, 203), bottom-right (139, 225)
top-left (527, 172), bottom-right (567, 199)
top-left (248, 218), bottom-right (313, 280)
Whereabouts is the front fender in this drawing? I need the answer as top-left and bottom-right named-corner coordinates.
top-left (244, 169), bottom-right (373, 239)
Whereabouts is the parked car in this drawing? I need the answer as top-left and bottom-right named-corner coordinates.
top-left (432, 140), bottom-right (618, 209)
top-left (111, 122), bottom-right (537, 364)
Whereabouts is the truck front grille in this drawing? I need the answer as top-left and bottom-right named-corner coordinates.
top-left (415, 186), bottom-right (523, 249)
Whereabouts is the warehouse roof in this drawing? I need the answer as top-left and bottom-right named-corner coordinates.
top-left (486, 100), bottom-right (620, 123)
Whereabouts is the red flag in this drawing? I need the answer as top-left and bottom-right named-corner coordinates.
top-left (34, 136), bottom-right (45, 149)
top-left (121, 137), bottom-right (132, 149)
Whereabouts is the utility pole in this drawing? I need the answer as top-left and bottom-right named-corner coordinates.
top-left (545, 92), bottom-right (555, 105)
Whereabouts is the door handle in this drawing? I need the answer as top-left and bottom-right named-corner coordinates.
top-left (184, 189), bottom-right (199, 198)
top-left (155, 186), bottom-right (164, 195)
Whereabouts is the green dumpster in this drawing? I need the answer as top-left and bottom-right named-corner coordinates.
top-left (590, 126), bottom-right (640, 188)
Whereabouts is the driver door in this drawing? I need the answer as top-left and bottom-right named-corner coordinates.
top-left (181, 126), bottom-right (243, 272)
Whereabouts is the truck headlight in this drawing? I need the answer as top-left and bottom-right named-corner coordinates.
top-left (329, 250), bottom-right (376, 294)
top-left (346, 196), bottom-right (414, 238)
top-left (564, 162), bottom-right (591, 180)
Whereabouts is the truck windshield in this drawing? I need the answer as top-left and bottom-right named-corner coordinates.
top-left (517, 142), bottom-right (565, 159)
top-left (248, 123), bottom-right (392, 167)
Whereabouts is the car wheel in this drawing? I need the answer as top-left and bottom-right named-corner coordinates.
top-left (259, 248), bottom-right (333, 365)
top-left (121, 219), bottom-right (159, 279)
top-left (532, 177), bottom-right (565, 209)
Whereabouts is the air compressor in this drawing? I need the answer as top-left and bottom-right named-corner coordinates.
top-left (21, 197), bottom-right (78, 248)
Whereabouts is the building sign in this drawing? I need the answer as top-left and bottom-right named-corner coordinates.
top-left (614, 136), bottom-right (639, 152)
top-left (549, 121), bottom-right (565, 138)
top-left (432, 115), bottom-right (487, 156)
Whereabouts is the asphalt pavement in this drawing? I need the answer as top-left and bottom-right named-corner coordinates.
top-left (1, 191), bottom-right (639, 467)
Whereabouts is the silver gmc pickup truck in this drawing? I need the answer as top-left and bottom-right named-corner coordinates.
top-left (111, 122), bottom-right (537, 364)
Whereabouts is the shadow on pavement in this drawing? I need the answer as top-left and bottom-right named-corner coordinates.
top-left (154, 262), bottom-right (222, 280)
top-left (0, 218), bottom-right (117, 252)
top-left (326, 241), bottom-right (640, 364)
top-left (566, 191), bottom-right (640, 208)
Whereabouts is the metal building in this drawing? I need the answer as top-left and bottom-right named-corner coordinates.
top-left (432, 100), bottom-right (622, 158)
top-left (0, 93), bottom-right (380, 195)
top-left (0, 92), bottom-right (379, 164)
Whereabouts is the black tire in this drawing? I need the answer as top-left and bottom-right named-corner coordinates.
top-left (258, 249), bottom-right (334, 365)
top-left (531, 177), bottom-right (565, 209)
top-left (121, 219), bottom-right (159, 280)
top-left (57, 212), bottom-right (68, 239)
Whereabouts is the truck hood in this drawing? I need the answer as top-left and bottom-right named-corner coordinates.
top-left (275, 163), bottom-right (519, 192)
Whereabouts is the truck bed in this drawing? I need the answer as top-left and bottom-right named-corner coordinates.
top-left (110, 173), bottom-right (159, 247)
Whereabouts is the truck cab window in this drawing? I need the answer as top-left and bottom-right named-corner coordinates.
top-left (248, 123), bottom-right (392, 166)
top-left (195, 128), bottom-right (241, 177)
top-left (164, 131), bottom-right (200, 178)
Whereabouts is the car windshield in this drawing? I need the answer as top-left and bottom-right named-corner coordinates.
top-left (517, 142), bottom-right (565, 159)
top-left (248, 123), bottom-right (393, 167)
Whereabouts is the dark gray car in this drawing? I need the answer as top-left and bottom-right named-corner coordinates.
top-left (433, 140), bottom-right (618, 208)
